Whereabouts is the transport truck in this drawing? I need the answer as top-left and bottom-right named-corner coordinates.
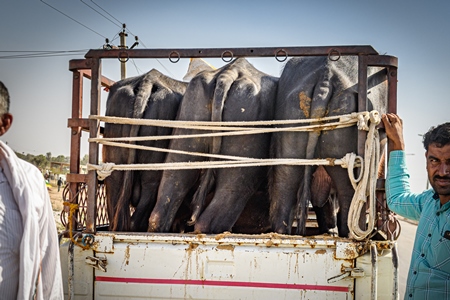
top-left (59, 45), bottom-right (400, 299)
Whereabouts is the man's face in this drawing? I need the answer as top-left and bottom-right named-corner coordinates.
top-left (426, 143), bottom-right (450, 204)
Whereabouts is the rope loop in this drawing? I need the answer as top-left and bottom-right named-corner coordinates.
top-left (340, 153), bottom-right (364, 190)
top-left (88, 162), bottom-right (115, 180)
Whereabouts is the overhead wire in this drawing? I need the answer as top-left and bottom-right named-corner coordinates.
top-left (0, 50), bottom-right (89, 59)
top-left (39, 0), bottom-right (108, 40)
top-left (39, 0), bottom-right (174, 78)
top-left (80, 0), bottom-right (122, 29)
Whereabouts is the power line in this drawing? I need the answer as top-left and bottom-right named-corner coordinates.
top-left (0, 50), bottom-right (88, 59)
top-left (86, 0), bottom-right (148, 48)
top-left (80, 0), bottom-right (122, 29)
top-left (90, 0), bottom-right (123, 28)
top-left (40, 0), bottom-right (108, 39)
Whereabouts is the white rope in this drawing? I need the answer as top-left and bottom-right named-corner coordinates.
top-left (89, 109), bottom-right (381, 240)
top-left (347, 111), bottom-right (381, 240)
top-left (87, 156), bottom-right (358, 172)
top-left (90, 111), bottom-right (369, 128)
top-left (95, 162), bottom-right (115, 181)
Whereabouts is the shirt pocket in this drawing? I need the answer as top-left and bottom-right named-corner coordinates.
top-left (430, 226), bottom-right (450, 274)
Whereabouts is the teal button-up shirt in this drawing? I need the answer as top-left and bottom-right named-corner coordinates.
top-left (386, 150), bottom-right (450, 299)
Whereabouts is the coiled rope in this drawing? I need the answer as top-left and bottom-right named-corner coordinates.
top-left (347, 111), bottom-right (381, 240)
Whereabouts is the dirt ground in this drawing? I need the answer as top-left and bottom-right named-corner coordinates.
top-left (47, 182), bottom-right (65, 232)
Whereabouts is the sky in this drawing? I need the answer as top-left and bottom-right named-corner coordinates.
top-left (0, 0), bottom-right (449, 193)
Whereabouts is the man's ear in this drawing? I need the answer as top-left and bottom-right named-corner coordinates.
top-left (0, 113), bottom-right (13, 136)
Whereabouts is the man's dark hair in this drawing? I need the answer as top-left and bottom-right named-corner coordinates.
top-left (0, 81), bottom-right (10, 115)
top-left (423, 122), bottom-right (450, 150)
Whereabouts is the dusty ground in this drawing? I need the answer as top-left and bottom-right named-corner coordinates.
top-left (47, 182), bottom-right (65, 232)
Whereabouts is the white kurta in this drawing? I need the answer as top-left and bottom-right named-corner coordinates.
top-left (0, 141), bottom-right (63, 299)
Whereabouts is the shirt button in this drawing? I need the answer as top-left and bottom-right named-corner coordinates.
top-left (409, 294), bottom-right (412, 297)
top-left (437, 212), bottom-right (440, 216)
top-left (428, 233), bottom-right (432, 237)
top-left (413, 271), bottom-right (417, 274)
top-left (421, 253), bottom-right (425, 257)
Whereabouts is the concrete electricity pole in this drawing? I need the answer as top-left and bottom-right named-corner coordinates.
top-left (119, 24), bottom-right (128, 80)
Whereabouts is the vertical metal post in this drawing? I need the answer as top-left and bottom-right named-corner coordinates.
top-left (357, 55), bottom-right (368, 229)
top-left (86, 58), bottom-right (101, 234)
top-left (357, 54), bottom-right (368, 157)
top-left (392, 242), bottom-right (399, 299)
top-left (387, 66), bottom-right (398, 155)
top-left (370, 243), bottom-right (378, 300)
top-left (68, 70), bottom-right (83, 231)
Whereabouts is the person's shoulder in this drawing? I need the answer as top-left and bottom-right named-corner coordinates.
top-left (16, 157), bottom-right (46, 186)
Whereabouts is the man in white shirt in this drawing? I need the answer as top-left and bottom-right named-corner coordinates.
top-left (0, 81), bottom-right (63, 299)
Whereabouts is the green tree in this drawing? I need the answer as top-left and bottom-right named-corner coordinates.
top-left (81, 154), bottom-right (89, 165)
top-left (53, 155), bottom-right (68, 163)
top-left (32, 154), bottom-right (48, 170)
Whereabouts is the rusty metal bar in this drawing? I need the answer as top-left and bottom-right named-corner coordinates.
top-left (85, 45), bottom-right (378, 60)
top-left (68, 70), bottom-right (83, 232)
top-left (86, 58), bottom-right (101, 233)
top-left (366, 55), bottom-right (398, 68)
top-left (66, 174), bottom-right (88, 183)
top-left (67, 118), bottom-right (90, 131)
top-left (387, 66), bottom-right (398, 115)
top-left (357, 55), bottom-right (369, 157)
top-left (80, 69), bottom-right (115, 89)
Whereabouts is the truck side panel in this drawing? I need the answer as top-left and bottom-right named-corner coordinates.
top-left (89, 234), bottom-right (354, 299)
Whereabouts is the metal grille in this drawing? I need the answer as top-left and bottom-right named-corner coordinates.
top-left (61, 183), bottom-right (109, 230)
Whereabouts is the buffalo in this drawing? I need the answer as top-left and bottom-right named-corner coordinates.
top-left (148, 58), bottom-right (278, 234)
top-left (103, 69), bottom-right (187, 231)
top-left (269, 56), bottom-right (387, 237)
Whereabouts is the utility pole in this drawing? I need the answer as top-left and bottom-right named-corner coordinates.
top-left (119, 23), bottom-right (127, 80)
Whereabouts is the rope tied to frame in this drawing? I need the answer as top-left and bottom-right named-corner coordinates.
top-left (63, 201), bottom-right (91, 250)
top-left (96, 162), bottom-right (115, 181)
top-left (87, 110), bottom-right (382, 240)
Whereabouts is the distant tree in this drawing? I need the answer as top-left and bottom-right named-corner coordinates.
top-left (46, 152), bottom-right (52, 162)
top-left (81, 154), bottom-right (89, 165)
top-left (32, 154), bottom-right (48, 170)
top-left (15, 152), bottom-right (26, 160)
top-left (53, 155), bottom-right (68, 163)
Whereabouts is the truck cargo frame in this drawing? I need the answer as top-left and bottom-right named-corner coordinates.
top-left (62, 45), bottom-right (399, 300)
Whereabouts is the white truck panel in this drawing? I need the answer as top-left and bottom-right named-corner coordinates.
top-left (61, 232), bottom-right (396, 299)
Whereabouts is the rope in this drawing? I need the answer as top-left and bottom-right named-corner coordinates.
top-left (88, 156), bottom-right (360, 172)
top-left (90, 111), bottom-right (369, 128)
top-left (347, 111), bottom-right (381, 240)
top-left (63, 201), bottom-right (90, 250)
top-left (88, 109), bottom-right (382, 241)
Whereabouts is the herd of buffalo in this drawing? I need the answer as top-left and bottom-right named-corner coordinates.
top-left (102, 55), bottom-right (388, 238)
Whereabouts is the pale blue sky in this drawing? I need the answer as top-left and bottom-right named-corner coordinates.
top-left (1, 0), bottom-right (449, 192)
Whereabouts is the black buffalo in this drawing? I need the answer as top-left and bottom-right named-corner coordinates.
top-left (148, 58), bottom-right (278, 234)
top-left (103, 69), bottom-right (187, 231)
top-left (269, 56), bottom-right (388, 237)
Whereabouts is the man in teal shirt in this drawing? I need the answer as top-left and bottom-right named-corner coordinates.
top-left (382, 113), bottom-right (450, 299)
